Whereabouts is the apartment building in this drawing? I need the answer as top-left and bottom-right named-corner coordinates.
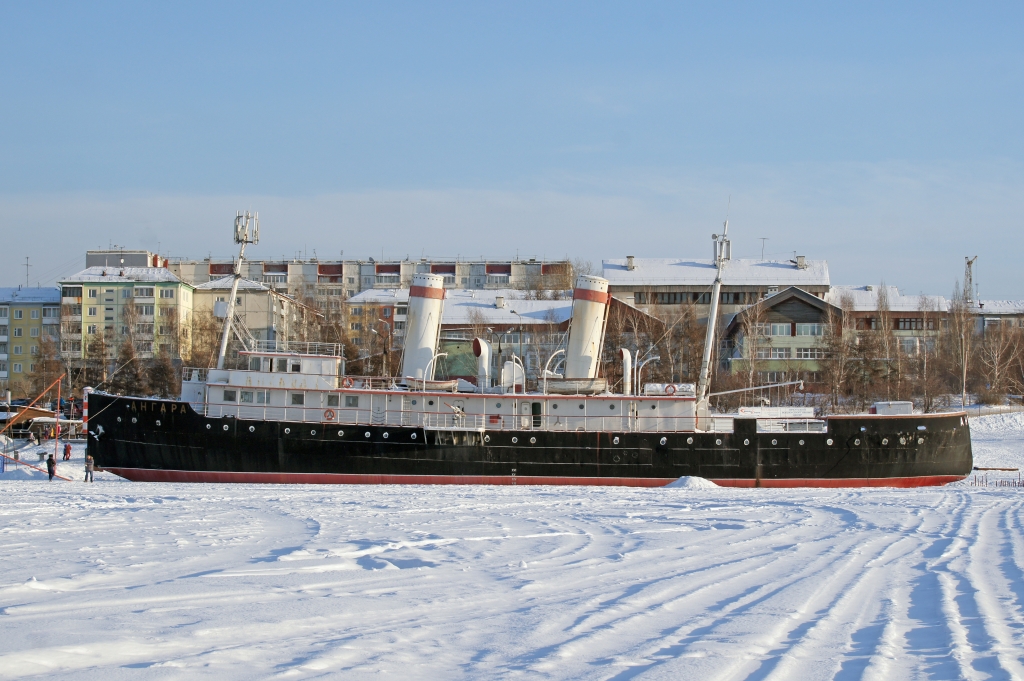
top-left (59, 267), bottom-right (195, 363)
top-left (192, 276), bottom-right (320, 345)
top-left (0, 287), bottom-right (61, 395)
top-left (603, 256), bottom-right (830, 321)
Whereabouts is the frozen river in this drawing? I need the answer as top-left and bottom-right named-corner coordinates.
top-left (1, 414), bottom-right (1023, 679)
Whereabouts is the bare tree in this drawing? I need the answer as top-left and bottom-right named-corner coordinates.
top-left (821, 294), bottom-right (855, 413)
top-left (976, 320), bottom-right (1022, 403)
top-left (947, 282), bottom-right (976, 409)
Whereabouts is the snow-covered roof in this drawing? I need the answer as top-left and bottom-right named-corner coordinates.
top-left (0, 287), bottom-right (61, 305)
top-left (974, 300), bottom-right (1024, 315)
top-left (826, 286), bottom-right (948, 313)
top-left (602, 258), bottom-right (829, 288)
top-left (60, 267), bottom-right (185, 284)
top-left (195, 276), bottom-right (272, 292)
top-left (349, 288), bottom-right (574, 327)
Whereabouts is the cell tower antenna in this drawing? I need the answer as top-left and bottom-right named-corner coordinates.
top-left (216, 211), bottom-right (260, 370)
top-left (964, 256), bottom-right (978, 303)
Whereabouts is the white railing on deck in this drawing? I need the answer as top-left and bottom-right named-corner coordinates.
top-left (757, 419), bottom-right (827, 433)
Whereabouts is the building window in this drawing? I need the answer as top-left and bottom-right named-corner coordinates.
top-left (43, 307), bottom-right (59, 318)
top-left (0, 361), bottom-right (6, 372)
top-left (900, 337), bottom-right (919, 354)
top-left (13, 310), bottom-right (23, 320)
top-left (0, 343), bottom-right (5, 353)
top-left (382, 308), bottom-right (391, 318)
top-left (769, 347), bottom-right (790, 359)
top-left (135, 341), bottom-right (153, 352)
top-left (45, 326), bottom-right (58, 337)
top-left (135, 305), bottom-right (155, 316)
top-left (87, 325), bottom-right (98, 334)
top-left (757, 371), bottom-right (787, 383)
top-left (160, 289), bottom-right (175, 299)
top-left (755, 348), bottom-right (771, 359)
top-left (0, 309), bottom-right (6, 318)
top-left (104, 307), bottom-right (114, 321)
top-left (30, 309), bottom-right (39, 319)
top-left (135, 287), bottom-right (154, 297)
top-left (350, 322), bottom-right (362, 331)
top-left (88, 289), bottom-right (97, 298)
top-left (223, 389), bottom-right (237, 402)
top-left (350, 307), bottom-right (363, 316)
top-left (795, 347), bottom-right (825, 359)
top-left (30, 327), bottom-right (40, 337)
top-left (721, 292), bottom-right (745, 304)
top-left (240, 390), bottom-right (254, 403)
top-left (12, 363), bottom-right (22, 373)
top-left (136, 324), bottom-right (154, 335)
top-left (770, 323), bottom-right (791, 336)
top-left (394, 321), bottom-right (406, 331)
top-left (795, 323), bottom-right (822, 336)
top-left (88, 307), bottom-right (97, 316)
top-left (29, 363), bottom-right (37, 372)
top-left (326, 394), bottom-right (340, 407)
top-left (12, 345), bottom-right (22, 354)
top-left (290, 393), bottom-right (305, 406)
top-left (486, 275), bottom-right (509, 285)
top-left (345, 395), bottom-right (359, 408)
top-left (13, 328), bottom-right (22, 337)
top-left (0, 325), bottom-right (6, 337)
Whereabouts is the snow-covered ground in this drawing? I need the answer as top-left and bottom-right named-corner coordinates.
top-left (1, 417), bottom-right (1022, 679)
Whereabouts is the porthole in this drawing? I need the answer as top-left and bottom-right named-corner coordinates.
top-left (484, 435), bottom-right (490, 443)
top-left (579, 404), bottom-right (584, 410)
top-left (411, 399), bottom-right (417, 406)
top-left (651, 404), bottom-right (656, 410)
top-left (310, 430), bottom-right (316, 436)
top-left (155, 420), bottom-right (161, 427)
top-left (338, 430), bottom-right (345, 437)
top-left (249, 426), bottom-right (256, 433)
top-left (132, 417), bottom-right (137, 424)
top-left (206, 424), bottom-right (211, 430)
top-left (798, 440), bottom-right (804, 446)
top-left (428, 400), bottom-right (434, 406)
top-left (613, 455), bottom-right (621, 462)
top-left (687, 437), bottom-right (694, 445)
top-left (284, 427), bottom-right (291, 434)
top-left (771, 439), bottom-right (777, 446)
top-left (512, 437), bottom-right (518, 444)
top-left (660, 437), bottom-right (667, 446)
top-left (411, 433), bottom-right (417, 440)
top-left (496, 402), bottom-right (502, 408)
top-left (117, 417), bottom-right (122, 423)
top-left (854, 439), bottom-right (861, 446)
top-left (882, 438), bottom-right (888, 445)
top-left (613, 437), bottom-right (620, 445)
top-left (826, 438), bottom-right (833, 445)
top-left (743, 439), bottom-right (750, 446)
top-left (383, 432), bottom-right (389, 439)
top-left (364, 431), bottom-right (371, 438)
top-left (918, 438), bottom-right (924, 445)
top-left (552, 404), bottom-right (558, 409)
top-left (530, 437), bottom-right (536, 444)
top-left (715, 439), bottom-right (722, 446)
top-left (609, 404), bottom-right (616, 410)
top-left (223, 424), bottom-right (229, 431)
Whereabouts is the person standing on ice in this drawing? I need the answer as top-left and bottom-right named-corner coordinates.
top-left (84, 455), bottom-right (94, 483)
top-left (63, 442), bottom-right (72, 461)
top-left (46, 454), bottom-right (56, 481)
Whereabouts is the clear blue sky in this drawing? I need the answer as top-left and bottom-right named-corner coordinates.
top-left (2, 2), bottom-right (1022, 296)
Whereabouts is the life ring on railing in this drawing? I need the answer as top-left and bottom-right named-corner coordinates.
top-left (324, 409), bottom-right (336, 421)
top-left (665, 384), bottom-right (676, 396)
top-left (342, 377), bottom-right (354, 388)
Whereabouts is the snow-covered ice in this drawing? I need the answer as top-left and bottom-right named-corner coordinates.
top-left (1, 416), bottom-right (1023, 679)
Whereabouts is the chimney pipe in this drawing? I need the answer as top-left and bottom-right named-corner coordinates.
top-left (495, 296), bottom-right (505, 309)
top-left (626, 256), bottom-right (636, 271)
top-left (473, 338), bottom-right (492, 390)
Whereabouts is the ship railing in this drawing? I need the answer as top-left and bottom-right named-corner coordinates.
top-left (248, 340), bottom-right (343, 356)
top-left (757, 419), bottom-right (827, 433)
top-left (182, 367), bottom-right (210, 382)
top-left (420, 413), bottom-right (486, 431)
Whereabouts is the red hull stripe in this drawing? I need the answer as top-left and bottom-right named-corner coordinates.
top-left (709, 475), bottom-right (965, 488)
top-left (573, 287), bottom-right (610, 304)
top-left (103, 468), bottom-right (965, 488)
top-left (409, 285), bottom-right (445, 300)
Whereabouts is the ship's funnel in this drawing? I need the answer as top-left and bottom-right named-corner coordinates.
top-left (472, 337), bottom-right (492, 389)
top-left (564, 275), bottom-right (610, 380)
top-left (401, 273), bottom-right (446, 380)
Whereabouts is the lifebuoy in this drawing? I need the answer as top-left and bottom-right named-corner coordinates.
top-left (324, 409), bottom-right (336, 421)
top-left (342, 377), bottom-right (354, 388)
top-left (665, 384), bottom-right (676, 395)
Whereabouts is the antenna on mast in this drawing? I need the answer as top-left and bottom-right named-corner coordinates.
top-left (964, 256), bottom-right (977, 303)
top-left (696, 211), bottom-right (732, 406)
top-left (216, 211), bottom-right (260, 370)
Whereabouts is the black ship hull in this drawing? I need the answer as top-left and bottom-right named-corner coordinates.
top-left (86, 393), bottom-right (973, 488)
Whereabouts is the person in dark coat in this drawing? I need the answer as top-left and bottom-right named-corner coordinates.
top-left (84, 455), bottom-right (94, 483)
top-left (46, 454), bottom-right (56, 481)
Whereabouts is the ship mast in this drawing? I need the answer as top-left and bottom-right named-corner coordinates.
top-left (695, 220), bottom-right (731, 404)
top-left (216, 211), bottom-right (259, 370)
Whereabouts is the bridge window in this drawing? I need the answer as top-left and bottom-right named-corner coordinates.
top-left (223, 390), bottom-right (237, 402)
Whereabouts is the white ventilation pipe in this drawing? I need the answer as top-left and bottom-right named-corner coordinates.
top-left (472, 337), bottom-right (492, 389)
top-left (619, 348), bottom-right (632, 395)
top-left (564, 275), bottom-right (610, 380)
top-left (402, 273), bottom-right (446, 380)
